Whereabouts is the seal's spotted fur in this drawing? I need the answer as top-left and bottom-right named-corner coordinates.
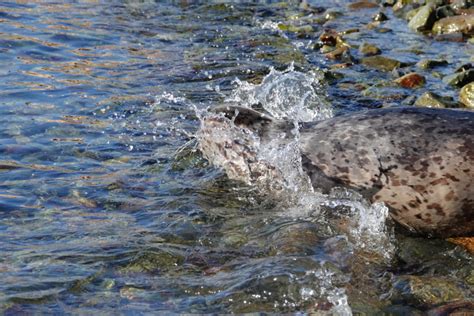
top-left (199, 106), bottom-right (474, 237)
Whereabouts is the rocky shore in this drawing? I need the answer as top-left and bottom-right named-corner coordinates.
top-left (307, 0), bottom-right (474, 109)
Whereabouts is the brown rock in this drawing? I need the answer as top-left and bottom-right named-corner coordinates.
top-left (319, 29), bottom-right (342, 46)
top-left (446, 237), bottom-right (474, 254)
top-left (325, 46), bottom-right (350, 60)
top-left (395, 72), bottom-right (426, 88)
top-left (348, 1), bottom-right (379, 10)
top-left (359, 42), bottom-right (381, 56)
top-left (432, 14), bottom-right (474, 36)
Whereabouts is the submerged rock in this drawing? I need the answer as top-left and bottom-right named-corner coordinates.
top-left (319, 29), bottom-right (342, 46)
top-left (348, 1), bottom-right (380, 10)
top-left (325, 45), bottom-right (352, 61)
top-left (359, 42), bottom-right (382, 56)
top-left (361, 55), bottom-right (402, 71)
top-left (395, 72), bottom-right (425, 88)
top-left (459, 82), bottom-right (474, 108)
top-left (392, 276), bottom-right (466, 308)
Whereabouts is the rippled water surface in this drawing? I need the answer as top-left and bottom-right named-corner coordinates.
top-left (1, 1), bottom-right (472, 314)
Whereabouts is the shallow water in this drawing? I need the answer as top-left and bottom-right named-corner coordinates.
top-left (0, 1), bottom-right (472, 314)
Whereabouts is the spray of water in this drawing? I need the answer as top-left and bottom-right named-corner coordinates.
top-left (227, 64), bottom-right (333, 122)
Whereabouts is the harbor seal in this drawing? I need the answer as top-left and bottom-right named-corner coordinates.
top-left (198, 106), bottom-right (474, 238)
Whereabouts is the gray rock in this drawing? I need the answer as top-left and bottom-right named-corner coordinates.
top-left (443, 69), bottom-right (474, 87)
top-left (408, 4), bottom-right (436, 32)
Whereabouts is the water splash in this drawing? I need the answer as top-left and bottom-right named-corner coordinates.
top-left (305, 265), bottom-right (352, 315)
top-left (227, 64), bottom-right (333, 122)
top-left (196, 64), bottom-right (395, 261)
top-left (326, 188), bottom-right (396, 261)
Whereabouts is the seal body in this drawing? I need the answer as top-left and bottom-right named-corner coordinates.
top-left (199, 106), bottom-right (474, 237)
top-left (299, 107), bottom-right (473, 237)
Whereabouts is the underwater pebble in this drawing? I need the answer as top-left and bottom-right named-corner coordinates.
top-left (361, 55), bottom-right (402, 71)
top-left (392, 275), bottom-right (466, 308)
top-left (359, 42), bottom-right (382, 56)
top-left (348, 1), bottom-right (380, 10)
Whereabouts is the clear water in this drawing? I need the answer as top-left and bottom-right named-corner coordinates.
top-left (0, 1), bottom-right (472, 314)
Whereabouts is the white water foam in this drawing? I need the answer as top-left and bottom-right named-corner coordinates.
top-left (226, 64), bottom-right (333, 122)
top-left (325, 189), bottom-right (396, 261)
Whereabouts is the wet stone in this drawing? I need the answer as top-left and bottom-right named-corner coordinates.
top-left (120, 251), bottom-right (184, 274)
top-left (348, 1), bottom-right (380, 10)
top-left (459, 82), bottom-right (474, 108)
top-left (277, 24), bottom-right (314, 36)
top-left (382, 0), bottom-right (397, 6)
top-left (361, 55), bottom-right (402, 71)
top-left (393, 0), bottom-right (419, 13)
top-left (416, 59), bottom-right (448, 69)
top-left (455, 63), bottom-right (473, 73)
top-left (436, 5), bottom-right (456, 20)
top-left (443, 69), bottom-right (474, 87)
top-left (320, 45), bottom-right (336, 53)
top-left (270, 222), bottom-right (321, 255)
top-left (359, 42), bottom-right (382, 56)
top-left (324, 9), bottom-right (343, 21)
top-left (395, 72), bottom-right (426, 88)
top-left (450, 0), bottom-right (469, 11)
top-left (408, 3), bottom-right (436, 32)
top-left (325, 46), bottom-right (352, 61)
top-left (319, 29), bottom-right (341, 46)
top-left (432, 14), bottom-right (474, 36)
top-left (414, 91), bottom-right (457, 108)
top-left (391, 276), bottom-right (466, 308)
top-left (373, 12), bottom-right (389, 22)
top-left (426, 301), bottom-right (474, 316)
